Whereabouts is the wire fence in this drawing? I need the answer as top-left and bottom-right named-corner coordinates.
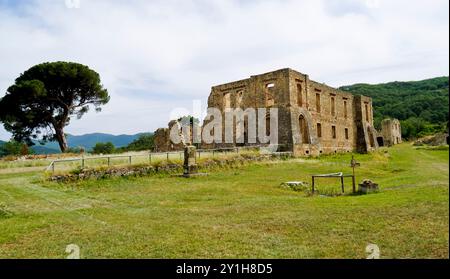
top-left (45, 146), bottom-right (280, 174)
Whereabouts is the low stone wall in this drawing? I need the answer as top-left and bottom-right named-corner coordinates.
top-left (50, 153), bottom-right (288, 183)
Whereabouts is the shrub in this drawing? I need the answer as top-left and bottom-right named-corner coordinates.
top-left (92, 142), bottom-right (115, 154)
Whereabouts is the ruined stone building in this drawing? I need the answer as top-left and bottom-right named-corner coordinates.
top-left (153, 68), bottom-right (402, 156)
top-left (378, 118), bottom-right (402, 147)
top-left (204, 68), bottom-right (379, 156)
top-left (154, 118), bottom-right (200, 152)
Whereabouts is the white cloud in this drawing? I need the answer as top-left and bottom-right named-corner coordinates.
top-left (0, 0), bottom-right (448, 140)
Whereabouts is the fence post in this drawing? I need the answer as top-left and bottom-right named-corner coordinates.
top-left (167, 153), bottom-right (169, 161)
top-left (108, 157), bottom-right (111, 166)
top-left (129, 156), bottom-right (132, 165)
top-left (149, 154), bottom-right (152, 164)
top-left (52, 161), bottom-right (55, 174)
top-left (81, 157), bottom-right (85, 168)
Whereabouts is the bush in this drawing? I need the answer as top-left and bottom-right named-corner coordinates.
top-left (126, 134), bottom-right (154, 151)
top-left (92, 142), bottom-right (115, 154)
top-left (0, 140), bottom-right (32, 157)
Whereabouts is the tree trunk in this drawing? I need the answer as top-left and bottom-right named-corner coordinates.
top-left (55, 126), bottom-right (68, 153)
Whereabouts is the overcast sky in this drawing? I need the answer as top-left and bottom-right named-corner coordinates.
top-left (0, 0), bottom-right (448, 141)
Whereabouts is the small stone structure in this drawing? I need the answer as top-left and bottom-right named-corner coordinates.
top-left (378, 119), bottom-right (402, 147)
top-left (183, 145), bottom-right (198, 177)
top-left (358, 179), bottom-right (379, 193)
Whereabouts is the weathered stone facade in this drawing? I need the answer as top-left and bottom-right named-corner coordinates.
top-left (204, 68), bottom-right (378, 156)
top-left (378, 118), bottom-right (402, 147)
top-left (154, 119), bottom-right (201, 152)
top-left (153, 120), bottom-right (184, 152)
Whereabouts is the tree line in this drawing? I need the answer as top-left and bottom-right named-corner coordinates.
top-left (340, 76), bottom-right (449, 139)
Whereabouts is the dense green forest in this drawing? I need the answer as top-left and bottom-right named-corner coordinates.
top-left (340, 77), bottom-right (449, 139)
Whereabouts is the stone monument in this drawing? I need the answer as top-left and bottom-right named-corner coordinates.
top-left (183, 145), bottom-right (198, 178)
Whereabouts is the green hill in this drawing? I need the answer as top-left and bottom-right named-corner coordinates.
top-left (340, 77), bottom-right (449, 138)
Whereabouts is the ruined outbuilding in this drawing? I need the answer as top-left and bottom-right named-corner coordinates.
top-left (378, 118), bottom-right (402, 147)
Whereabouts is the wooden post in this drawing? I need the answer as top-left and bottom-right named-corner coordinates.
top-left (167, 153), bottom-right (169, 161)
top-left (81, 158), bottom-right (85, 168)
top-left (129, 156), bottom-right (132, 165)
top-left (312, 176), bottom-right (315, 193)
top-left (341, 176), bottom-right (345, 193)
top-left (352, 166), bottom-right (356, 193)
top-left (108, 157), bottom-right (111, 166)
top-left (149, 154), bottom-right (152, 164)
top-left (352, 175), bottom-right (356, 193)
top-left (52, 162), bottom-right (55, 174)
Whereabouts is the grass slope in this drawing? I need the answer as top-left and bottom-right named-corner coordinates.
top-left (0, 144), bottom-right (448, 258)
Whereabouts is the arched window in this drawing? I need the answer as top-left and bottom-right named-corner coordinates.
top-left (299, 115), bottom-right (310, 144)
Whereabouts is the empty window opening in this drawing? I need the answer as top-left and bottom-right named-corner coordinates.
top-left (297, 83), bottom-right (303, 106)
top-left (345, 128), bottom-right (349, 140)
top-left (344, 100), bottom-right (348, 118)
top-left (331, 97), bottom-right (336, 116)
top-left (236, 90), bottom-right (244, 106)
top-left (265, 84), bottom-right (275, 107)
top-left (332, 126), bottom-right (336, 139)
top-left (317, 123), bottom-right (322, 138)
top-left (316, 93), bottom-right (321, 113)
top-left (224, 92), bottom-right (231, 108)
top-left (299, 115), bottom-right (310, 144)
top-left (377, 137), bottom-right (384, 147)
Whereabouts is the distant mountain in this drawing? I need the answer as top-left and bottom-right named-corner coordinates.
top-left (33, 132), bottom-right (148, 153)
top-left (0, 140), bottom-right (5, 146)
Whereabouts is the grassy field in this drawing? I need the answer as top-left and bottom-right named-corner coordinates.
top-left (0, 143), bottom-right (448, 259)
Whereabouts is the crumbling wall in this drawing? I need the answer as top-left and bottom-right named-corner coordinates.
top-left (153, 120), bottom-right (198, 152)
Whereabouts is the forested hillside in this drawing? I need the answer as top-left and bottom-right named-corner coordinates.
top-left (340, 77), bottom-right (449, 139)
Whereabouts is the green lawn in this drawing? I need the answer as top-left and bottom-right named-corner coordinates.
top-left (0, 143), bottom-right (448, 259)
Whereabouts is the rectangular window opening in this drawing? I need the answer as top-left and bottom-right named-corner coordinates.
top-left (316, 93), bottom-right (321, 113)
top-left (317, 123), bottom-right (322, 138)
